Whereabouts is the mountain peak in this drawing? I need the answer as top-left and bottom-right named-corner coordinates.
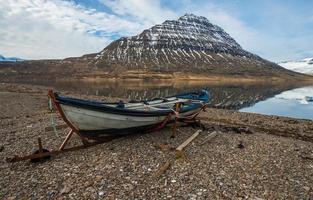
top-left (91, 14), bottom-right (294, 77)
top-left (178, 13), bottom-right (210, 22)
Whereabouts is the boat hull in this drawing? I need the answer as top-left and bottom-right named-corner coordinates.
top-left (48, 89), bottom-right (210, 138)
top-left (61, 104), bottom-right (202, 137)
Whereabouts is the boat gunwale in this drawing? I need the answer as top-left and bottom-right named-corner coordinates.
top-left (54, 90), bottom-right (209, 117)
top-left (57, 97), bottom-right (204, 117)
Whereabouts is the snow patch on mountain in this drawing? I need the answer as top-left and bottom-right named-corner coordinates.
top-left (0, 54), bottom-right (24, 62)
top-left (278, 57), bottom-right (313, 74)
top-left (95, 13), bottom-right (259, 68)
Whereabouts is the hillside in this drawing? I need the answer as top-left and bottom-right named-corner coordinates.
top-left (91, 13), bottom-right (299, 79)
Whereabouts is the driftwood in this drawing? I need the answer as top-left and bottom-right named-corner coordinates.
top-left (154, 160), bottom-right (171, 177)
top-left (199, 131), bottom-right (219, 146)
top-left (154, 130), bottom-right (203, 177)
top-left (175, 129), bottom-right (201, 159)
top-left (176, 129), bottom-right (201, 151)
top-left (200, 117), bottom-right (313, 143)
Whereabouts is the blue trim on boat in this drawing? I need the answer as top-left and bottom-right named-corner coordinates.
top-left (54, 89), bottom-right (210, 117)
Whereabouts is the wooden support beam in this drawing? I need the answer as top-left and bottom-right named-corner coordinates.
top-left (176, 129), bottom-right (201, 151)
top-left (59, 129), bottom-right (74, 151)
top-left (171, 103), bottom-right (181, 138)
top-left (6, 140), bottom-right (104, 163)
top-left (199, 131), bottom-right (219, 146)
top-left (38, 138), bottom-right (43, 153)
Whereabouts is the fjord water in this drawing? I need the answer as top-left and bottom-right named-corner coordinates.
top-left (240, 86), bottom-right (313, 120)
top-left (6, 78), bottom-right (313, 120)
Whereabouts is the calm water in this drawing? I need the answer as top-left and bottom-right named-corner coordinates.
top-left (4, 78), bottom-right (313, 120)
top-left (241, 86), bottom-right (313, 120)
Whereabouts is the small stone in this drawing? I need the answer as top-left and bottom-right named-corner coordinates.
top-left (99, 191), bottom-right (105, 196)
top-left (95, 175), bottom-right (102, 182)
top-left (171, 179), bottom-right (176, 183)
top-left (237, 141), bottom-right (244, 149)
top-left (60, 186), bottom-right (71, 194)
top-left (303, 186), bottom-right (310, 191)
top-left (84, 181), bottom-right (93, 187)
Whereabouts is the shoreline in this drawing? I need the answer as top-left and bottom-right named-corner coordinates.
top-left (0, 83), bottom-right (312, 199)
top-left (71, 72), bottom-right (313, 83)
top-left (2, 69), bottom-right (313, 84)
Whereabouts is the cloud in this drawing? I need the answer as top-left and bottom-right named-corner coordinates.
top-left (0, 0), bottom-right (143, 59)
top-left (99, 0), bottom-right (178, 28)
top-left (1, 0), bottom-right (312, 61)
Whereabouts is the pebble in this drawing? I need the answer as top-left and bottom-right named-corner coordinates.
top-left (60, 186), bottom-right (71, 194)
top-left (303, 186), bottom-right (310, 191)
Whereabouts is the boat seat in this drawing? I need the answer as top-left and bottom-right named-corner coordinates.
top-left (129, 100), bottom-right (141, 103)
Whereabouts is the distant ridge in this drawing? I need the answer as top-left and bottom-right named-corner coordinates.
top-left (278, 57), bottom-right (313, 75)
top-left (0, 54), bottom-right (24, 62)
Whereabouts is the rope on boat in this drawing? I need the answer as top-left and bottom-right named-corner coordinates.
top-left (49, 98), bottom-right (59, 137)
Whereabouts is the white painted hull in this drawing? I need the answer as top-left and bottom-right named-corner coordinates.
top-left (61, 104), bottom-right (201, 131)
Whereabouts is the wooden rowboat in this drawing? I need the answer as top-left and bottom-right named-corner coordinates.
top-left (48, 89), bottom-right (210, 139)
top-left (6, 89), bottom-right (209, 163)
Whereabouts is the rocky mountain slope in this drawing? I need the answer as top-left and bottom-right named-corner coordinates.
top-left (278, 57), bottom-right (313, 75)
top-left (92, 13), bottom-right (296, 78)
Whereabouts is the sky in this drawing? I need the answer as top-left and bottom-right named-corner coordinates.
top-left (0, 0), bottom-right (312, 62)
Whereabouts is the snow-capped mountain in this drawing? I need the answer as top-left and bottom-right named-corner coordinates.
top-left (0, 54), bottom-right (24, 62)
top-left (278, 57), bottom-right (313, 75)
top-left (94, 13), bottom-right (288, 76)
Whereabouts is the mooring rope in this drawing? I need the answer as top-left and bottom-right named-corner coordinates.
top-left (49, 98), bottom-right (59, 137)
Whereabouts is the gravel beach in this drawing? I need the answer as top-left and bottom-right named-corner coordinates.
top-left (0, 83), bottom-right (312, 199)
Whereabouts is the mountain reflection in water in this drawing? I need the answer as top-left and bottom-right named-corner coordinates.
top-left (9, 78), bottom-right (309, 110)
